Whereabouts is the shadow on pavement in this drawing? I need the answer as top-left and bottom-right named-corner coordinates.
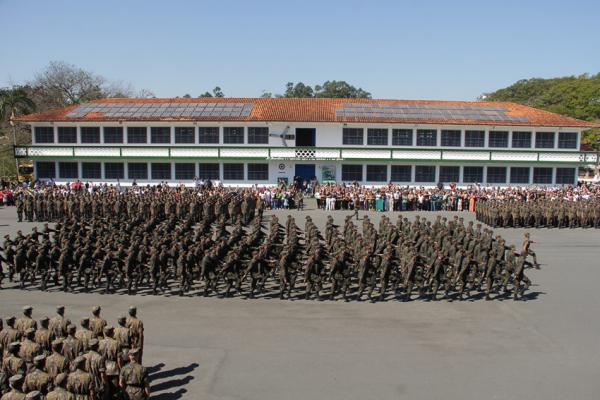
top-left (149, 362), bottom-right (199, 399)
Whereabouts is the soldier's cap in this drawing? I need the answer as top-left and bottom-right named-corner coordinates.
top-left (3, 234), bottom-right (9, 238)
top-left (9, 374), bottom-right (24, 384)
top-left (81, 317), bottom-right (89, 323)
top-left (40, 316), bottom-right (49, 322)
top-left (89, 338), bottom-right (99, 347)
top-left (128, 306), bottom-right (137, 313)
top-left (73, 356), bottom-right (86, 367)
top-left (8, 341), bottom-right (20, 350)
top-left (25, 391), bottom-right (42, 400)
top-left (118, 315), bottom-right (127, 321)
top-left (103, 325), bottom-right (114, 333)
top-left (23, 305), bottom-right (33, 312)
top-left (54, 373), bottom-right (68, 386)
top-left (6, 316), bottom-right (16, 322)
top-left (34, 354), bottom-right (46, 363)
top-left (67, 324), bottom-right (76, 331)
top-left (25, 327), bottom-right (36, 335)
top-left (56, 305), bottom-right (65, 311)
top-left (52, 338), bottom-right (63, 347)
top-left (92, 306), bottom-right (101, 313)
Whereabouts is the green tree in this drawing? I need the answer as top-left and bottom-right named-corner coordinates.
top-left (199, 87), bottom-right (225, 98)
top-left (315, 80), bottom-right (371, 98)
top-left (484, 73), bottom-right (600, 149)
top-left (283, 82), bottom-right (314, 98)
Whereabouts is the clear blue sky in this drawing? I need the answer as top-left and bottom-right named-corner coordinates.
top-left (1, 0), bottom-right (598, 100)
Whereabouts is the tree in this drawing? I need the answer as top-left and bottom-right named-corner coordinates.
top-left (483, 73), bottom-right (600, 149)
top-left (315, 80), bottom-right (371, 98)
top-left (0, 87), bottom-right (36, 178)
top-left (283, 82), bottom-right (314, 98)
top-left (199, 87), bottom-right (225, 98)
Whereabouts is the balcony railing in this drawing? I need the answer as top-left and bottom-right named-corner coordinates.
top-left (14, 145), bottom-right (599, 164)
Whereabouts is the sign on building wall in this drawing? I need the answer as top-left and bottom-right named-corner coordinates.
top-left (321, 165), bottom-right (336, 183)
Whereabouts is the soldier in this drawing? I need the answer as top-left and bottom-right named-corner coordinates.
top-left (99, 327), bottom-right (120, 400)
top-left (125, 308), bottom-right (144, 363)
top-left (61, 325), bottom-right (82, 365)
top-left (1, 374), bottom-right (26, 400)
top-left (45, 373), bottom-right (74, 400)
top-left (0, 318), bottom-right (20, 353)
top-left (15, 196), bottom-right (24, 223)
top-left (521, 233), bottom-right (541, 268)
top-left (45, 340), bottom-right (68, 380)
top-left (83, 339), bottom-right (105, 397)
top-left (19, 329), bottom-right (42, 370)
top-left (88, 307), bottom-right (107, 339)
top-left (33, 317), bottom-right (51, 354)
top-left (113, 317), bottom-right (131, 353)
top-left (15, 306), bottom-right (36, 336)
top-left (1, 342), bottom-right (25, 378)
top-left (22, 355), bottom-right (51, 395)
top-left (119, 348), bottom-right (149, 400)
top-left (49, 306), bottom-right (70, 341)
top-left (75, 319), bottom-right (93, 353)
top-left (66, 356), bottom-right (94, 399)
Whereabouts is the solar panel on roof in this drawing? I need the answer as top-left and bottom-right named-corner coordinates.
top-left (65, 102), bottom-right (255, 118)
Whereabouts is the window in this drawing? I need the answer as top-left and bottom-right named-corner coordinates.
top-left (558, 132), bottom-right (577, 149)
top-left (486, 167), bottom-right (506, 184)
top-left (415, 165), bottom-right (436, 182)
top-left (416, 130), bottom-right (437, 146)
top-left (535, 132), bottom-right (555, 149)
top-left (248, 127), bottom-right (269, 144)
top-left (104, 163), bottom-right (124, 179)
top-left (392, 129), bottom-right (413, 146)
top-left (366, 165), bottom-right (387, 182)
top-left (465, 130), bottom-right (485, 147)
top-left (150, 127), bottom-right (171, 144)
top-left (127, 127), bottom-right (147, 144)
top-left (342, 128), bottom-right (364, 145)
top-left (488, 131), bottom-right (508, 148)
top-left (35, 127), bottom-right (54, 143)
top-left (341, 165), bottom-right (362, 181)
top-left (81, 162), bottom-right (101, 179)
top-left (441, 130), bottom-right (461, 147)
top-left (510, 167), bottom-right (530, 184)
top-left (512, 131), bottom-right (531, 148)
top-left (198, 127), bottom-right (219, 144)
top-left (36, 162), bottom-right (55, 179)
top-left (128, 163), bottom-right (148, 180)
top-left (367, 129), bottom-right (388, 146)
top-left (175, 163), bottom-right (195, 180)
top-left (151, 163), bottom-right (171, 180)
top-left (81, 127), bottom-right (100, 143)
top-left (391, 165), bottom-right (412, 182)
top-left (104, 127), bottom-right (123, 144)
top-left (174, 127), bottom-right (195, 144)
top-left (463, 166), bottom-right (483, 183)
top-left (533, 167), bottom-right (553, 184)
top-left (556, 168), bottom-right (575, 184)
top-left (57, 127), bottom-right (77, 143)
top-left (223, 127), bottom-right (244, 144)
top-left (248, 163), bottom-right (269, 180)
top-left (198, 163), bottom-right (220, 180)
top-left (59, 162), bottom-right (78, 179)
top-left (223, 163), bottom-right (244, 180)
top-left (439, 166), bottom-right (459, 182)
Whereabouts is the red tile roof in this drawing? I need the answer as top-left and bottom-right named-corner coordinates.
top-left (15, 97), bottom-right (596, 128)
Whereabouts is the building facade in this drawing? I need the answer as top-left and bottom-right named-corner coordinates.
top-left (15, 98), bottom-right (598, 186)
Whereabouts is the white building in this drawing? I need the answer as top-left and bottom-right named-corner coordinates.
top-left (15, 97), bottom-right (598, 186)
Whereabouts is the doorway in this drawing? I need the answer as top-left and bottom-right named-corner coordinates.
top-left (295, 164), bottom-right (316, 183)
top-left (295, 128), bottom-right (316, 147)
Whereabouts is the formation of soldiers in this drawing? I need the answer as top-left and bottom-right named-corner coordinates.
top-left (0, 305), bottom-right (147, 400)
top-left (1, 185), bottom-right (541, 301)
top-left (476, 199), bottom-right (600, 228)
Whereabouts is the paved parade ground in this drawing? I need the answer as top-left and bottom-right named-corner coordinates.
top-left (1, 205), bottom-right (599, 400)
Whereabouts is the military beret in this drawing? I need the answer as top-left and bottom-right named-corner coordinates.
top-left (34, 354), bottom-right (46, 363)
top-left (23, 305), bottom-right (33, 311)
top-left (81, 317), bottom-right (89, 323)
top-left (103, 326), bottom-right (114, 333)
top-left (128, 306), bottom-right (137, 312)
top-left (118, 315), bottom-right (127, 321)
top-left (40, 316), bottom-right (49, 322)
top-left (56, 305), bottom-right (65, 311)
top-left (9, 374), bottom-right (23, 384)
top-left (6, 316), bottom-right (16, 322)
top-left (8, 341), bottom-right (20, 350)
top-left (67, 324), bottom-right (76, 331)
top-left (25, 391), bottom-right (42, 400)
top-left (25, 327), bottom-right (36, 335)
top-left (54, 373), bottom-right (68, 386)
top-left (92, 306), bottom-right (101, 313)
top-left (73, 356), bottom-right (86, 367)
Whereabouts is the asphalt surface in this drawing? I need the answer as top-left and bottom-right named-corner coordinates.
top-left (0, 204), bottom-right (599, 400)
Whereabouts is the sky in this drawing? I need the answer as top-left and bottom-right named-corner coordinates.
top-left (0, 0), bottom-right (599, 101)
